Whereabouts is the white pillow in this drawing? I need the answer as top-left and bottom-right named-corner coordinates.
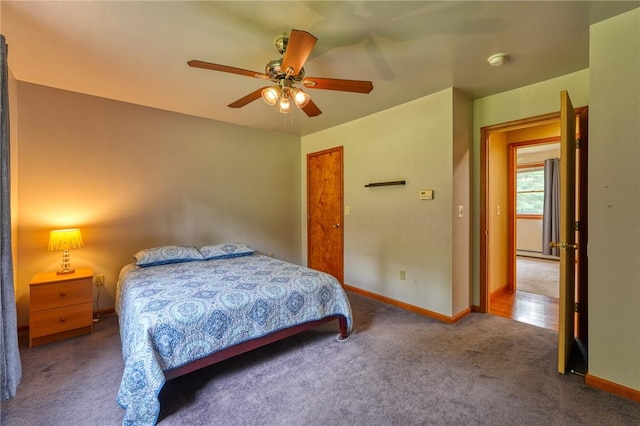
top-left (133, 245), bottom-right (204, 267)
top-left (199, 243), bottom-right (256, 260)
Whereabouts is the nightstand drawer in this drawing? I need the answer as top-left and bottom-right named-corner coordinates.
top-left (29, 268), bottom-right (94, 348)
top-left (29, 302), bottom-right (93, 338)
top-left (30, 279), bottom-right (92, 311)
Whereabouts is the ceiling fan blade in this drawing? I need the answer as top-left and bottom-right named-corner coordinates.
top-left (188, 60), bottom-right (270, 80)
top-left (302, 77), bottom-right (373, 94)
top-left (228, 87), bottom-right (268, 108)
top-left (301, 99), bottom-right (322, 117)
top-left (281, 29), bottom-right (317, 77)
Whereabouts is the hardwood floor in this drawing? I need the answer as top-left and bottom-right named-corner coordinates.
top-left (490, 290), bottom-right (559, 332)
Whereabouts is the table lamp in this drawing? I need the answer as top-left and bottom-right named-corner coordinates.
top-left (48, 228), bottom-right (84, 274)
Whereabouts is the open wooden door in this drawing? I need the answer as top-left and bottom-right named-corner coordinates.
top-left (556, 91), bottom-right (577, 374)
top-left (307, 147), bottom-right (344, 283)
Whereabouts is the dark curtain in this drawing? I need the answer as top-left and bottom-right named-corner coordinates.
top-left (1, 34), bottom-right (22, 401)
top-left (542, 158), bottom-right (560, 257)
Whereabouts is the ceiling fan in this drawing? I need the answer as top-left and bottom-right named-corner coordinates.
top-left (188, 29), bottom-right (374, 117)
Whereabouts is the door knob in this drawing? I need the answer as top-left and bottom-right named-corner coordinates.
top-left (550, 241), bottom-right (578, 250)
top-left (332, 223), bottom-right (341, 228)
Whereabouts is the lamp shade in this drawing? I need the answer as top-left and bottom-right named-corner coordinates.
top-left (261, 86), bottom-right (281, 106)
top-left (291, 88), bottom-right (310, 108)
top-left (48, 228), bottom-right (84, 251)
top-left (278, 96), bottom-right (292, 114)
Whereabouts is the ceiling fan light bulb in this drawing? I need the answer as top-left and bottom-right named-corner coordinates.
top-left (261, 86), bottom-right (280, 106)
top-left (292, 88), bottom-right (310, 108)
top-left (278, 97), bottom-right (292, 114)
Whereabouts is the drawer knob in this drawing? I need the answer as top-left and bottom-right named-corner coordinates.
top-left (59, 292), bottom-right (66, 297)
top-left (59, 318), bottom-right (66, 322)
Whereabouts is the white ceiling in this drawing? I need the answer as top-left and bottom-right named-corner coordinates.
top-left (2, 1), bottom-right (638, 136)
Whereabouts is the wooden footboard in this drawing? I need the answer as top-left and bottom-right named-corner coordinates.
top-left (164, 315), bottom-right (349, 381)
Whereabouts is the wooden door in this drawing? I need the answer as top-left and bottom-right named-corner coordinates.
top-left (307, 147), bottom-right (344, 283)
top-left (557, 90), bottom-right (577, 374)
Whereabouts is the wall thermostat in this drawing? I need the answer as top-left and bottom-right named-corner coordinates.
top-left (420, 190), bottom-right (434, 200)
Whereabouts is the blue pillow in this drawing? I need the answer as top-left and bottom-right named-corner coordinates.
top-left (199, 243), bottom-right (255, 260)
top-left (134, 245), bottom-right (204, 267)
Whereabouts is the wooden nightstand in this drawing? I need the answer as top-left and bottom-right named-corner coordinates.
top-left (29, 267), bottom-right (93, 348)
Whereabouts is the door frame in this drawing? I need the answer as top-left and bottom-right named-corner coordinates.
top-left (508, 138), bottom-right (561, 293)
top-left (479, 107), bottom-right (587, 315)
top-left (575, 107), bottom-right (588, 342)
top-left (480, 112), bottom-right (561, 312)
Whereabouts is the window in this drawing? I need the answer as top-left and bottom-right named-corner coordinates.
top-left (516, 165), bottom-right (545, 215)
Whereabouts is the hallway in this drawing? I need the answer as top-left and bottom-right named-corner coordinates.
top-left (490, 290), bottom-right (559, 331)
top-left (490, 256), bottom-right (559, 331)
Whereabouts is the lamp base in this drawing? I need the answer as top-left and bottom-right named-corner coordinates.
top-left (56, 269), bottom-right (75, 275)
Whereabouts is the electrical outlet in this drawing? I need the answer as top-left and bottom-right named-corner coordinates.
top-left (400, 270), bottom-right (406, 280)
top-left (94, 274), bottom-right (105, 287)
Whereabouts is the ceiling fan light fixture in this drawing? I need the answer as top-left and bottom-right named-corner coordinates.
top-left (261, 86), bottom-right (281, 105)
top-left (291, 88), bottom-right (310, 108)
top-left (278, 95), bottom-right (292, 114)
top-left (188, 29), bottom-right (373, 118)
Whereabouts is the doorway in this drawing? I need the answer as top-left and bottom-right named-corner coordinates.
top-left (512, 141), bottom-right (561, 329)
top-left (480, 107), bottom-right (588, 341)
top-left (513, 142), bottom-right (561, 270)
top-left (484, 122), bottom-right (563, 331)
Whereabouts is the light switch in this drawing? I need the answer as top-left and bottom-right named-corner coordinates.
top-left (420, 190), bottom-right (434, 200)
top-left (458, 205), bottom-right (464, 218)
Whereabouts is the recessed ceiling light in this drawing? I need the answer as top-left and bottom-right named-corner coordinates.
top-left (487, 53), bottom-right (508, 67)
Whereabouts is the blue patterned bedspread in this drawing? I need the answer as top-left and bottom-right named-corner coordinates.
top-left (115, 253), bottom-right (352, 426)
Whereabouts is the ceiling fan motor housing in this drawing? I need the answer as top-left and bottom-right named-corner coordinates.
top-left (265, 58), bottom-right (305, 81)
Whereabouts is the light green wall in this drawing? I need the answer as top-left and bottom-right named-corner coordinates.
top-left (588, 8), bottom-right (640, 391)
top-left (302, 88), bottom-right (471, 317)
top-left (14, 83), bottom-right (301, 326)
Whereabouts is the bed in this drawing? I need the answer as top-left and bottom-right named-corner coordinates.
top-left (114, 244), bottom-right (353, 426)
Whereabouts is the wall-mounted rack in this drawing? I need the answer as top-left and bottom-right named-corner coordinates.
top-left (364, 180), bottom-right (406, 188)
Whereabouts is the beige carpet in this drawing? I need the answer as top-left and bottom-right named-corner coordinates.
top-left (517, 256), bottom-right (559, 298)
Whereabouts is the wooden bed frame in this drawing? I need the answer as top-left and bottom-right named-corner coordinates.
top-left (164, 315), bottom-right (349, 380)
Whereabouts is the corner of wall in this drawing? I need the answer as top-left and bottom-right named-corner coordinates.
top-left (452, 89), bottom-right (472, 315)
